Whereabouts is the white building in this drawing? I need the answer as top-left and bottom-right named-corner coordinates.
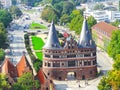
top-left (0, 0), bottom-right (12, 8)
top-left (84, 10), bottom-right (120, 23)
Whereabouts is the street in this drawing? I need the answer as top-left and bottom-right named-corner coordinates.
top-left (6, 16), bottom-right (36, 75)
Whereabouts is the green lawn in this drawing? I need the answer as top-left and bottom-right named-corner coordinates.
top-left (31, 36), bottom-right (44, 50)
top-left (30, 22), bottom-right (47, 29)
top-left (35, 52), bottom-right (43, 60)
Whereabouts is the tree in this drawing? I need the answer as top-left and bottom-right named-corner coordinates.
top-left (60, 14), bottom-right (70, 25)
top-left (9, 6), bottom-right (22, 18)
top-left (108, 70), bottom-right (120, 90)
top-left (69, 10), bottom-right (84, 34)
top-left (0, 49), bottom-right (5, 62)
top-left (0, 73), bottom-right (11, 90)
top-left (0, 23), bottom-right (7, 49)
top-left (107, 30), bottom-right (120, 59)
top-left (87, 16), bottom-right (97, 30)
top-left (113, 54), bottom-right (120, 70)
top-left (93, 3), bottom-right (105, 10)
top-left (62, 1), bottom-right (75, 15)
top-left (12, 72), bottom-right (40, 90)
top-left (0, 10), bottom-right (12, 27)
top-left (111, 19), bottom-right (120, 27)
top-left (98, 76), bottom-right (111, 90)
top-left (41, 6), bottom-right (59, 23)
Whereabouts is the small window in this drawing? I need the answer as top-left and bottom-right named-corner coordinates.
top-left (44, 62), bottom-right (47, 66)
top-left (62, 63), bottom-right (64, 66)
top-left (48, 63), bottom-right (51, 67)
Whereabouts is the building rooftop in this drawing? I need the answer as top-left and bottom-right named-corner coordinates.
top-left (43, 20), bottom-right (62, 49)
top-left (78, 18), bottom-right (96, 48)
top-left (0, 55), bottom-right (32, 78)
top-left (92, 21), bottom-right (119, 37)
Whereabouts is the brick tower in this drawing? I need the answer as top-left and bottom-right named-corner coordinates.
top-left (42, 19), bottom-right (97, 80)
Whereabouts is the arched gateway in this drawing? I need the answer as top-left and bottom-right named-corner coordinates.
top-left (42, 19), bottom-right (97, 80)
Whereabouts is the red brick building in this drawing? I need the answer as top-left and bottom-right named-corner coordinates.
top-left (92, 22), bottom-right (119, 50)
top-left (42, 19), bottom-right (97, 80)
top-left (0, 55), bottom-right (32, 83)
top-left (37, 69), bottom-right (56, 90)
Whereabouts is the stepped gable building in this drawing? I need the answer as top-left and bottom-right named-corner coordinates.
top-left (42, 19), bottom-right (97, 80)
top-left (0, 55), bottom-right (32, 78)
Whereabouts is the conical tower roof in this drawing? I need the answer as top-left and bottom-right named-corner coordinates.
top-left (78, 18), bottom-right (96, 48)
top-left (43, 20), bottom-right (61, 49)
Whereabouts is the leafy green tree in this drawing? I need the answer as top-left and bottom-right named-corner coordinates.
top-left (98, 76), bottom-right (111, 90)
top-left (113, 54), bottom-right (120, 70)
top-left (9, 6), bottom-right (22, 18)
top-left (12, 72), bottom-right (40, 90)
top-left (70, 9), bottom-right (84, 19)
top-left (60, 14), bottom-right (70, 25)
top-left (41, 6), bottom-right (59, 23)
top-left (107, 30), bottom-right (120, 59)
top-left (87, 16), bottom-right (97, 30)
top-left (93, 3), bottom-right (105, 10)
top-left (0, 10), bottom-right (12, 27)
top-left (33, 59), bottom-right (42, 72)
top-left (62, 1), bottom-right (75, 15)
top-left (0, 73), bottom-right (11, 90)
top-left (69, 10), bottom-right (84, 34)
top-left (108, 70), bottom-right (120, 90)
top-left (54, 2), bottom-right (63, 16)
top-left (0, 49), bottom-right (5, 62)
top-left (111, 19), bottom-right (120, 27)
top-left (0, 23), bottom-right (7, 49)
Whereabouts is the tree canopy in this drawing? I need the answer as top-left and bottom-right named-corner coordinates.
top-left (93, 3), bottom-right (105, 10)
top-left (0, 49), bottom-right (5, 62)
top-left (12, 72), bottom-right (40, 90)
top-left (107, 30), bottom-right (120, 59)
top-left (0, 23), bottom-right (7, 49)
top-left (87, 16), bottom-right (97, 30)
top-left (111, 19), bottom-right (120, 27)
top-left (41, 6), bottom-right (59, 23)
top-left (0, 73), bottom-right (11, 90)
top-left (0, 10), bottom-right (12, 27)
top-left (113, 54), bottom-right (120, 70)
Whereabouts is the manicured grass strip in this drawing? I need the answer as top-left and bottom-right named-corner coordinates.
top-left (35, 52), bottom-right (43, 60)
top-left (31, 36), bottom-right (45, 50)
top-left (30, 22), bottom-right (47, 29)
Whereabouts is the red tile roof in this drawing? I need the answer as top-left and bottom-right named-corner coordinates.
top-left (16, 55), bottom-right (31, 77)
top-left (37, 69), bottom-right (46, 84)
top-left (92, 22), bottom-right (119, 37)
top-left (0, 58), bottom-right (16, 78)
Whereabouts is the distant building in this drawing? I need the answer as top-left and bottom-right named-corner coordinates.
top-left (42, 19), bottom-right (97, 80)
top-left (84, 10), bottom-right (120, 22)
top-left (91, 21), bottom-right (119, 50)
top-left (0, 0), bottom-right (12, 8)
